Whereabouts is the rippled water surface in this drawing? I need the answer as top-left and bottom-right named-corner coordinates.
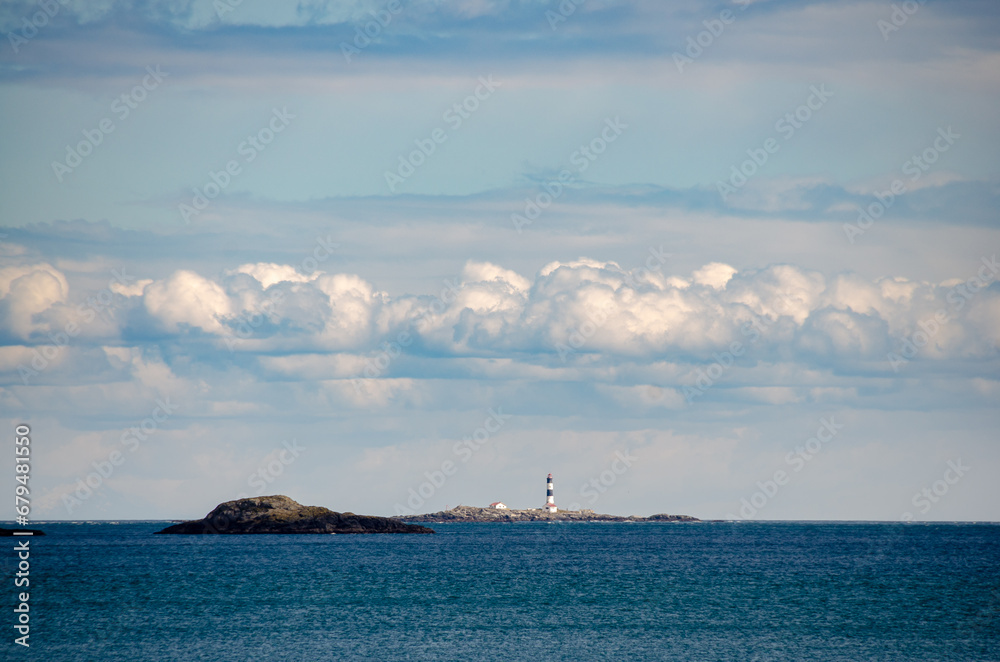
top-left (7, 520), bottom-right (999, 661)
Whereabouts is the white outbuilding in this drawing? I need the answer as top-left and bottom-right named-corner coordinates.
top-left (488, 502), bottom-right (508, 509)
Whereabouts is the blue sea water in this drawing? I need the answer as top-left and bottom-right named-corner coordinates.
top-left (3, 520), bottom-right (998, 661)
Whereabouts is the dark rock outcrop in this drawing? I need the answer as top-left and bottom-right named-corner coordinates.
top-left (394, 505), bottom-right (699, 523)
top-left (645, 513), bottom-right (699, 522)
top-left (156, 495), bottom-right (433, 534)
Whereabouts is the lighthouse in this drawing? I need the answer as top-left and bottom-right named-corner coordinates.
top-left (545, 473), bottom-right (557, 513)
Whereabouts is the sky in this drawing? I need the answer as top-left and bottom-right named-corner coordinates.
top-left (1, 0), bottom-right (998, 522)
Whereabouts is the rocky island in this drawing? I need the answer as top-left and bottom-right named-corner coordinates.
top-left (394, 505), bottom-right (699, 523)
top-left (157, 495), bottom-right (433, 534)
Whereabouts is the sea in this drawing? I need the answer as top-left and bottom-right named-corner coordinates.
top-left (4, 520), bottom-right (998, 661)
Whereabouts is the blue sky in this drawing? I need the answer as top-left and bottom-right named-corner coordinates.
top-left (1, 0), bottom-right (998, 521)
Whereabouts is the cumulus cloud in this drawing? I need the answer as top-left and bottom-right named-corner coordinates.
top-left (0, 263), bottom-right (69, 339)
top-left (144, 270), bottom-right (232, 334)
top-left (229, 263), bottom-right (316, 289)
top-left (691, 262), bottom-right (738, 290)
top-left (461, 260), bottom-right (531, 293)
top-left (7, 257), bottom-right (998, 381)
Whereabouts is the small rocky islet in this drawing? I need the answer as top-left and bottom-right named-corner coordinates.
top-left (394, 504), bottom-right (700, 523)
top-left (156, 495), bottom-right (434, 535)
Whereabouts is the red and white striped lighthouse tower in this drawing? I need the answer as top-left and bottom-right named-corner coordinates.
top-left (545, 473), bottom-right (557, 513)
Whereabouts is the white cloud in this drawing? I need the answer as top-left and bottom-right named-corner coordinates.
top-left (28, 258), bottom-right (970, 371)
top-left (230, 263), bottom-right (316, 288)
top-left (6, 257), bottom-right (997, 394)
top-left (460, 260), bottom-right (531, 292)
top-left (0, 263), bottom-right (69, 339)
top-left (691, 262), bottom-right (737, 289)
top-left (144, 270), bottom-right (232, 334)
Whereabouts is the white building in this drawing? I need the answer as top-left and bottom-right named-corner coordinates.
top-left (488, 502), bottom-right (508, 509)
